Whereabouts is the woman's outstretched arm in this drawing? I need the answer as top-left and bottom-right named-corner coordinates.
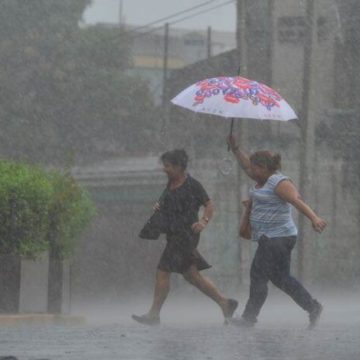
top-left (227, 135), bottom-right (256, 180)
top-left (275, 180), bottom-right (327, 233)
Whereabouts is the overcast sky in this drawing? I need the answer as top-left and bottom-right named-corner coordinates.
top-left (83, 0), bottom-right (236, 32)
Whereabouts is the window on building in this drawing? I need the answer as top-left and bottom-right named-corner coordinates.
top-left (317, 16), bottom-right (329, 42)
top-left (278, 16), bottom-right (305, 43)
top-left (277, 16), bottom-right (328, 44)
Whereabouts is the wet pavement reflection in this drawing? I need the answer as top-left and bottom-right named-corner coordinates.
top-left (0, 294), bottom-right (359, 360)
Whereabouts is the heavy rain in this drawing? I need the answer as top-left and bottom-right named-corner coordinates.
top-left (0, 1), bottom-right (359, 359)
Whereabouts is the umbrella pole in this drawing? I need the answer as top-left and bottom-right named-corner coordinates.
top-left (227, 66), bottom-right (239, 152)
top-left (227, 118), bottom-right (235, 151)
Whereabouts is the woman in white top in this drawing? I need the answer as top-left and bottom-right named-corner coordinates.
top-left (228, 135), bottom-right (327, 329)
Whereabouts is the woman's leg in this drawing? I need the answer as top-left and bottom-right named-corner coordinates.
top-left (132, 269), bottom-right (170, 324)
top-left (183, 265), bottom-right (237, 318)
top-left (148, 269), bottom-right (171, 317)
top-left (242, 249), bottom-right (269, 324)
top-left (269, 237), bottom-right (317, 312)
top-left (268, 236), bottom-right (323, 328)
top-left (240, 239), bottom-right (270, 324)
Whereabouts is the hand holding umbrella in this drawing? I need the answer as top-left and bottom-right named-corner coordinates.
top-left (227, 134), bottom-right (238, 152)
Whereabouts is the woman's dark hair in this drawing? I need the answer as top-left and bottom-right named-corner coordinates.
top-left (250, 151), bottom-right (281, 172)
top-left (160, 149), bottom-right (189, 170)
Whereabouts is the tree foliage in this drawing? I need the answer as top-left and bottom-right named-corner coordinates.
top-left (0, 160), bottom-right (95, 258)
top-left (47, 169), bottom-right (96, 259)
top-left (0, 0), bottom-right (159, 165)
top-left (0, 161), bottom-right (52, 256)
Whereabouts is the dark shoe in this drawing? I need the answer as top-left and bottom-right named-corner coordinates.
top-left (223, 298), bottom-right (238, 324)
top-left (229, 316), bottom-right (255, 328)
top-left (308, 301), bottom-right (323, 329)
top-left (131, 314), bottom-right (160, 326)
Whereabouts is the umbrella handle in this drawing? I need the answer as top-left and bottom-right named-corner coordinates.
top-left (227, 66), bottom-right (239, 152)
top-left (227, 119), bottom-right (234, 151)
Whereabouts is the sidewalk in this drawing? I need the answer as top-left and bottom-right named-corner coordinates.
top-left (0, 314), bottom-right (86, 326)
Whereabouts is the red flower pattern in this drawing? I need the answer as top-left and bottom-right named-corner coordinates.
top-left (193, 76), bottom-right (282, 111)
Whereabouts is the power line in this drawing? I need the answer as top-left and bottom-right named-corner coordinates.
top-left (130, 0), bottom-right (236, 39)
top-left (127, 0), bottom-right (219, 34)
top-left (169, 0), bottom-right (235, 27)
top-left (96, 0), bottom-right (235, 44)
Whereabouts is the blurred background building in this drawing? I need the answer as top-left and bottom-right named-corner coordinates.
top-left (98, 22), bottom-right (236, 104)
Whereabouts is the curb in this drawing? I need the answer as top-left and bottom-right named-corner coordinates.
top-left (0, 314), bottom-right (86, 326)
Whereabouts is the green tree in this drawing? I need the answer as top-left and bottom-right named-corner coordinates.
top-left (0, 160), bottom-right (95, 258)
top-left (0, 0), bottom-right (159, 165)
top-left (50, 25), bottom-right (159, 162)
top-left (47, 169), bottom-right (96, 259)
top-left (0, 161), bottom-right (52, 256)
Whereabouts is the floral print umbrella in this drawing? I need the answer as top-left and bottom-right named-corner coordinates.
top-left (171, 76), bottom-right (297, 121)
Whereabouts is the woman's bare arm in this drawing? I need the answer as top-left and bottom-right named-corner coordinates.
top-left (191, 200), bottom-right (214, 233)
top-left (227, 135), bottom-right (256, 180)
top-left (202, 200), bottom-right (214, 223)
top-left (275, 180), bottom-right (327, 233)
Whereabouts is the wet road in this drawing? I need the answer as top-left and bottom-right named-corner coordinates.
top-left (0, 293), bottom-right (359, 360)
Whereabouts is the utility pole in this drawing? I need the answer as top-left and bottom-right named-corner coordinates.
top-left (263, 0), bottom-right (275, 138)
top-left (118, 0), bottom-right (123, 25)
top-left (267, 0), bottom-right (275, 86)
top-left (298, 0), bottom-right (317, 281)
top-left (160, 22), bottom-right (171, 150)
top-left (236, 0), bottom-right (248, 76)
top-left (162, 22), bottom-right (169, 107)
top-left (207, 26), bottom-right (212, 59)
top-left (235, 0), bottom-right (249, 287)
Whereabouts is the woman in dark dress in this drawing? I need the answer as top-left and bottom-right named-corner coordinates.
top-left (132, 149), bottom-right (238, 325)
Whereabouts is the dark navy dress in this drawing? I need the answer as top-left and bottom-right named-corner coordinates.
top-left (157, 175), bottom-right (211, 274)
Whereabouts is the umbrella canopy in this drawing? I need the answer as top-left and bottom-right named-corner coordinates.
top-left (171, 76), bottom-right (297, 121)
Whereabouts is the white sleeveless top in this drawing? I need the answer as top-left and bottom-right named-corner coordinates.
top-left (249, 172), bottom-right (298, 241)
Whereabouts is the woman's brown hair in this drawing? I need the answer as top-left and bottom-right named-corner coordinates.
top-left (160, 149), bottom-right (188, 170)
top-left (250, 151), bottom-right (281, 172)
